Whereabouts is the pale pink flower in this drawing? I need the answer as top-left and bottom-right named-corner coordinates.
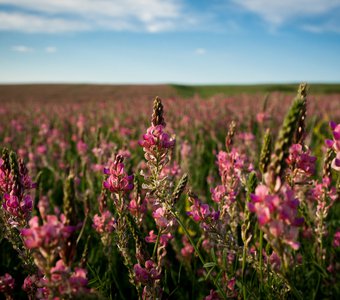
top-left (180, 235), bottom-right (194, 258)
top-left (249, 184), bottom-right (303, 251)
top-left (93, 210), bottom-right (116, 234)
top-left (21, 215), bottom-right (75, 255)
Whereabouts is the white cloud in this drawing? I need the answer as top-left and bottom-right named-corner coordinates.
top-left (11, 45), bottom-right (34, 52)
top-left (0, 12), bottom-right (91, 33)
top-left (0, 0), bottom-right (185, 33)
top-left (232, 0), bottom-right (340, 25)
top-left (301, 22), bottom-right (340, 34)
top-left (195, 48), bottom-right (206, 55)
top-left (45, 46), bottom-right (57, 53)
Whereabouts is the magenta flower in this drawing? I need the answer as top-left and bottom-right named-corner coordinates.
top-left (2, 193), bottom-right (32, 220)
top-left (134, 260), bottom-right (161, 286)
top-left (145, 230), bottom-right (158, 243)
top-left (0, 273), bottom-right (15, 294)
top-left (204, 289), bottom-right (221, 300)
top-left (187, 197), bottom-right (219, 227)
top-left (286, 144), bottom-right (316, 176)
top-left (103, 157), bottom-right (134, 194)
top-left (139, 125), bottom-right (175, 151)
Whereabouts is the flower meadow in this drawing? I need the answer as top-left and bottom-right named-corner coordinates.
top-left (0, 84), bottom-right (339, 299)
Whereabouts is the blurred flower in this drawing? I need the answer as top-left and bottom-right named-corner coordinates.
top-left (0, 273), bottom-right (15, 294)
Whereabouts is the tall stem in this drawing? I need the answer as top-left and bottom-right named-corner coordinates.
top-left (172, 210), bottom-right (227, 300)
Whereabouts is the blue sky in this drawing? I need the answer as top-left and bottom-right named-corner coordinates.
top-left (0, 0), bottom-right (340, 84)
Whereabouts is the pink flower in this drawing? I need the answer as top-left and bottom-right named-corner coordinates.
top-left (145, 230), bottom-right (173, 246)
top-left (145, 230), bottom-right (158, 243)
top-left (134, 260), bottom-right (161, 286)
top-left (37, 145), bottom-right (47, 155)
top-left (204, 289), bottom-right (221, 300)
top-left (103, 156), bottom-right (134, 194)
top-left (187, 197), bottom-right (219, 226)
top-left (3, 193), bottom-right (32, 220)
top-left (93, 210), bottom-right (116, 234)
top-left (49, 260), bottom-right (89, 295)
top-left (152, 207), bottom-right (169, 228)
top-left (0, 273), bottom-right (15, 293)
top-left (256, 112), bottom-right (270, 123)
top-left (139, 125), bottom-right (175, 151)
top-left (21, 215), bottom-right (75, 255)
top-left (77, 140), bottom-right (88, 156)
top-left (180, 235), bottom-right (194, 258)
top-left (211, 185), bottom-right (226, 203)
top-left (128, 199), bottom-right (146, 217)
top-left (249, 184), bottom-right (303, 251)
top-left (22, 274), bottom-right (40, 294)
top-left (333, 231), bottom-right (340, 248)
top-left (286, 144), bottom-right (316, 176)
top-left (269, 252), bottom-right (281, 272)
top-left (227, 277), bottom-right (236, 291)
top-left (69, 267), bottom-right (89, 293)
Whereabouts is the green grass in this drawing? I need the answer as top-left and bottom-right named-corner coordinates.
top-left (170, 83), bottom-right (340, 98)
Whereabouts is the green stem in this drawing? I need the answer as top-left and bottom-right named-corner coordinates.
top-left (152, 230), bottom-right (162, 259)
top-left (259, 230), bottom-right (264, 283)
top-left (242, 244), bottom-right (247, 300)
top-left (172, 210), bottom-right (227, 300)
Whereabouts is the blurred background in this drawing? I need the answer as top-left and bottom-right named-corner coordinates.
top-left (0, 0), bottom-right (340, 84)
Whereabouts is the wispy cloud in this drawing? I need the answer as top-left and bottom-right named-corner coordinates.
top-left (195, 48), bottom-right (206, 55)
top-left (45, 46), bottom-right (57, 53)
top-left (0, 12), bottom-right (91, 33)
top-left (11, 45), bottom-right (34, 52)
top-left (232, 0), bottom-right (340, 25)
top-left (0, 0), bottom-right (187, 33)
top-left (301, 22), bottom-right (340, 34)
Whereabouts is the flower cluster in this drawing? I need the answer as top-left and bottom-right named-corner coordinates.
top-left (2, 193), bottom-right (32, 224)
top-left (0, 151), bottom-right (35, 227)
top-left (286, 144), bottom-right (316, 180)
top-left (92, 210), bottom-right (116, 234)
top-left (212, 149), bottom-right (251, 206)
top-left (134, 260), bottom-right (162, 299)
top-left (187, 194), bottom-right (219, 229)
top-left (249, 184), bottom-right (304, 251)
top-left (22, 260), bottom-right (89, 300)
top-left (0, 273), bottom-right (15, 295)
top-left (139, 125), bottom-right (175, 172)
top-left (49, 260), bottom-right (89, 295)
top-left (103, 155), bottom-right (134, 194)
top-left (21, 214), bottom-right (75, 271)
